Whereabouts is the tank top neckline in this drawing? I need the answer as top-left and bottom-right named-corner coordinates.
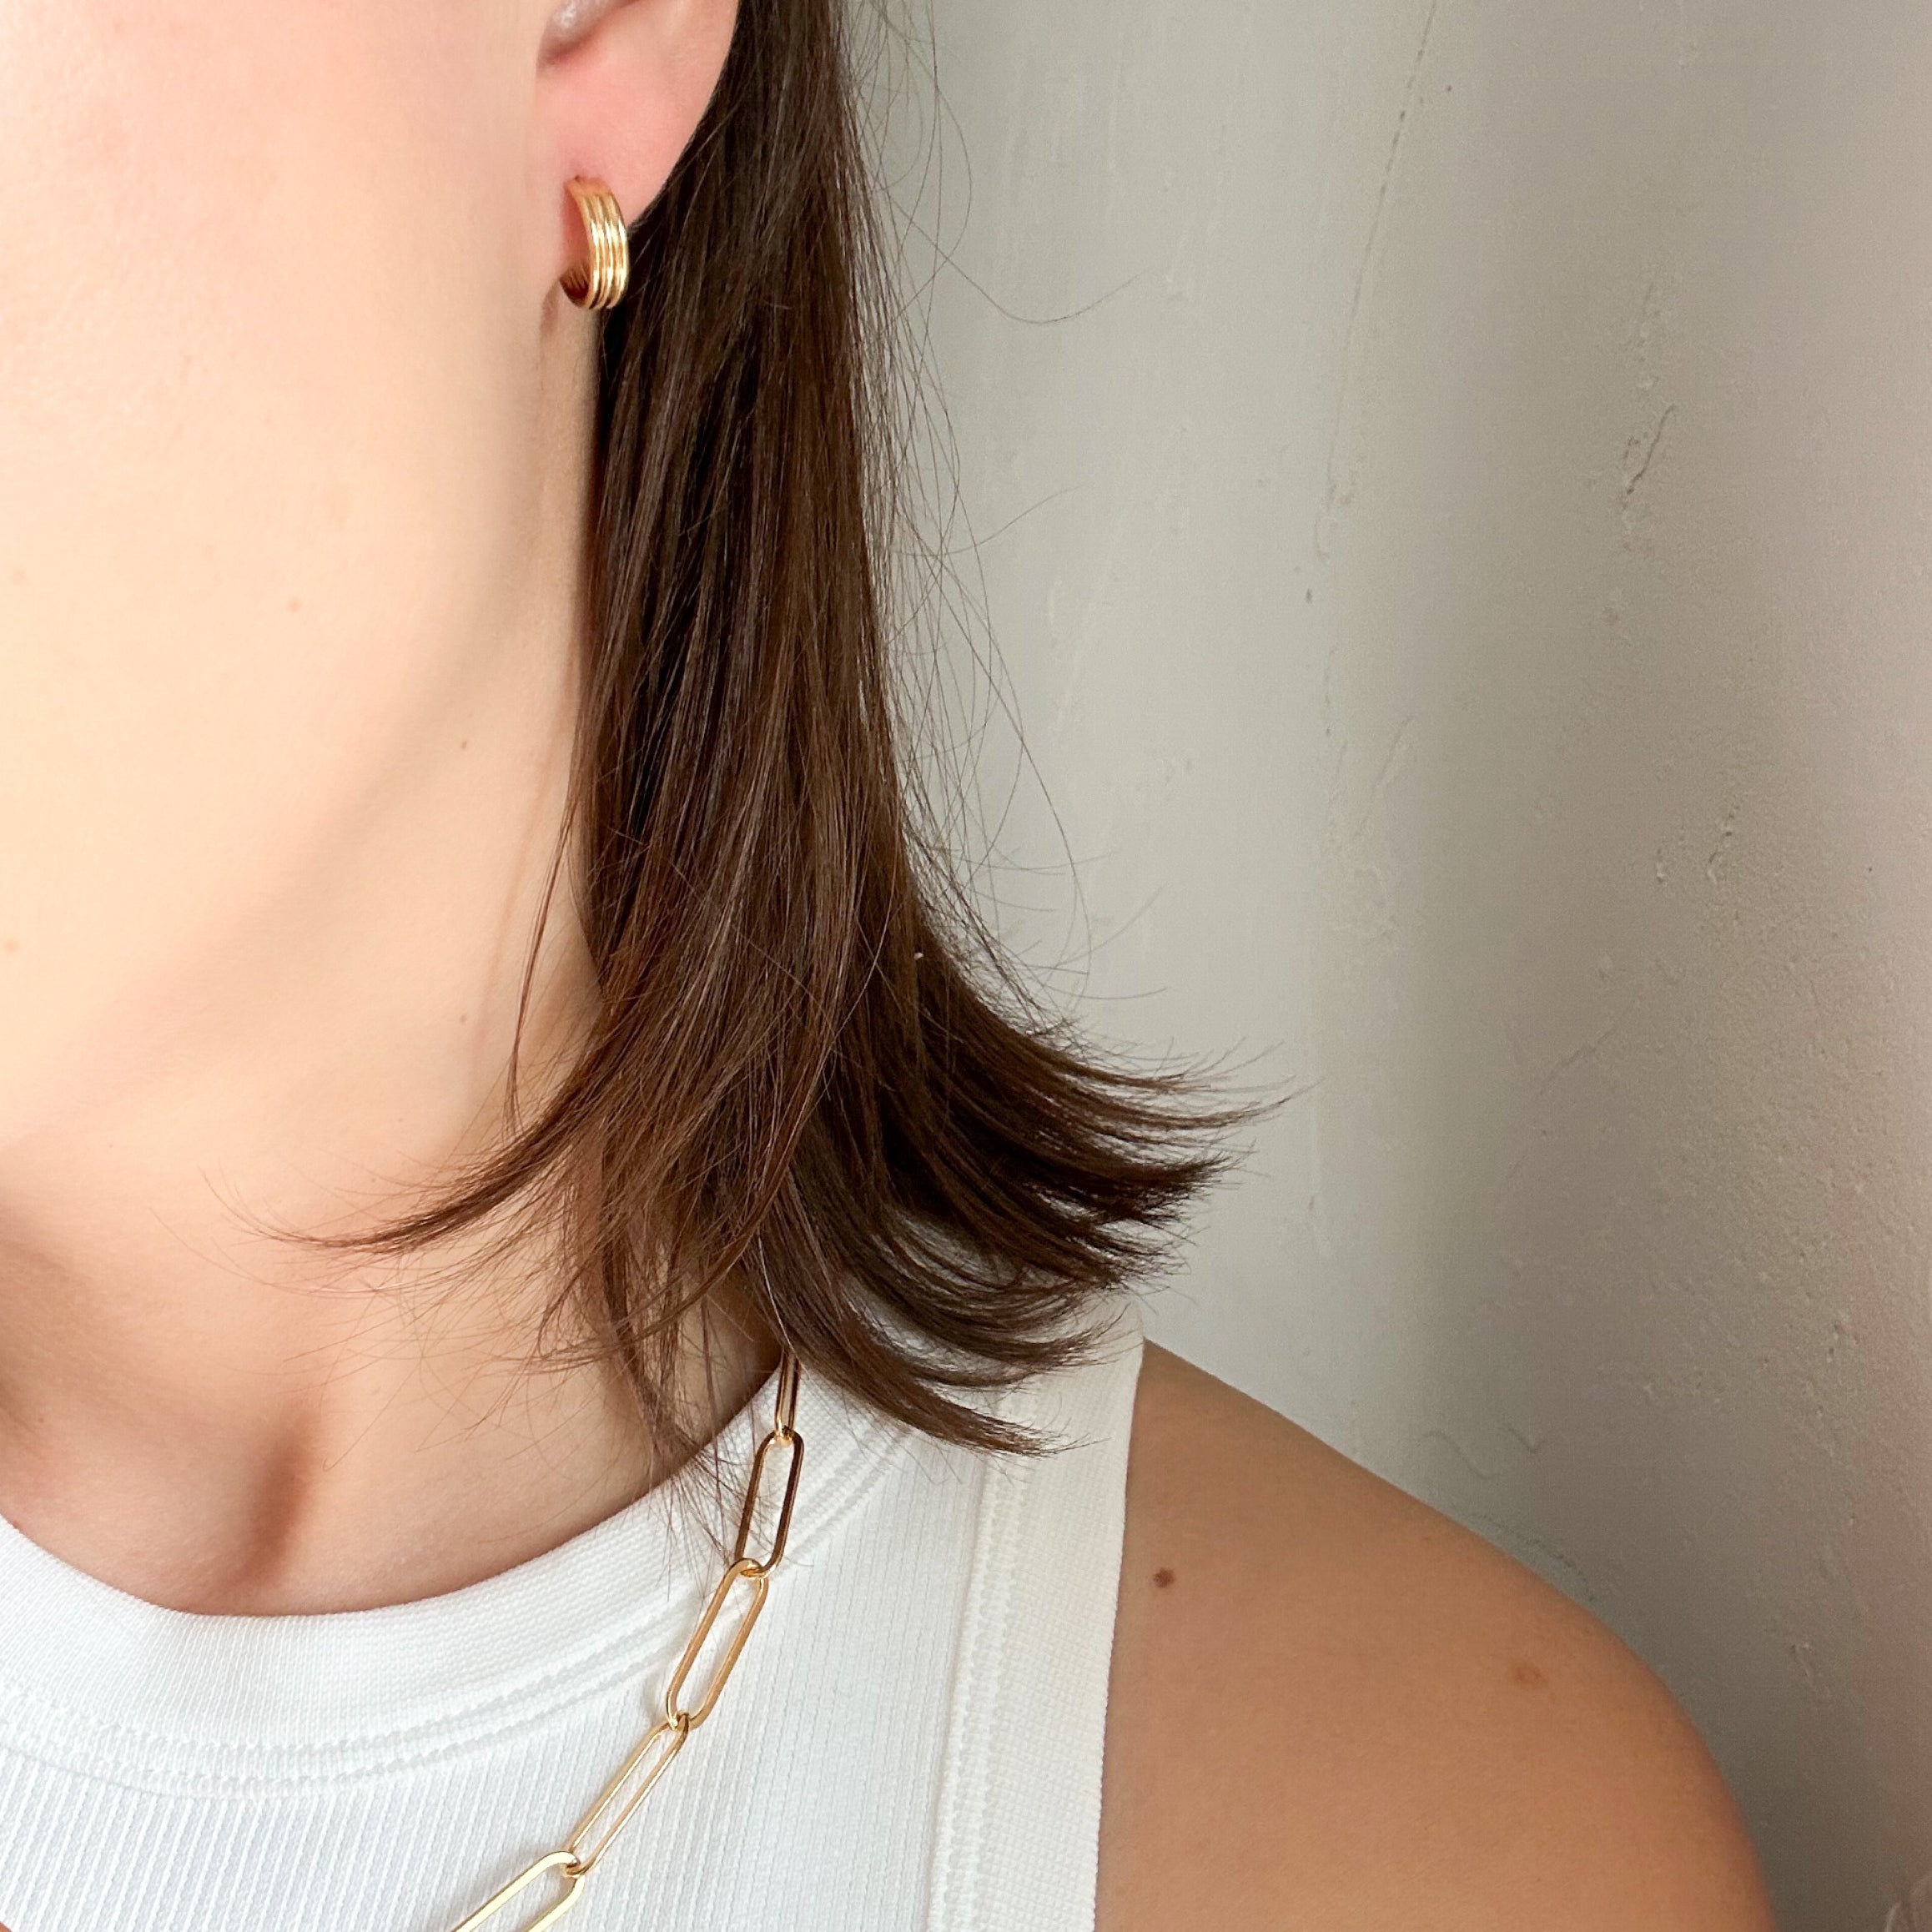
top-left (0, 1359), bottom-right (903, 1784)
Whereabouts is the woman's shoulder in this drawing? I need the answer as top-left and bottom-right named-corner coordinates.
top-left (1096, 1345), bottom-right (1777, 1931)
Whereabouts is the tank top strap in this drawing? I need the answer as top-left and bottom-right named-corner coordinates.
top-left (925, 1297), bottom-right (1146, 1932)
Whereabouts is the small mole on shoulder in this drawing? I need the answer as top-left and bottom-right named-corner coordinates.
top-left (1152, 1567), bottom-right (1176, 1590)
top-left (1511, 1659), bottom-right (1549, 1691)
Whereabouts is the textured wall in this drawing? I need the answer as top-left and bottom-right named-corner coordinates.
top-left (894, 1), bottom-right (1932, 1924)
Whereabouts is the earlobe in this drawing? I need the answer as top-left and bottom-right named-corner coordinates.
top-left (533, 0), bottom-right (738, 284)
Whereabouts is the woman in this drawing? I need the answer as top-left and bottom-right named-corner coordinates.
top-left (0, 1), bottom-right (1778, 1927)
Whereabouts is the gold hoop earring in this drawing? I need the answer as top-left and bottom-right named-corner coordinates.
top-left (561, 178), bottom-right (630, 312)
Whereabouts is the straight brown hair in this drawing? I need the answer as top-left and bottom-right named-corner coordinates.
top-left (348, 0), bottom-right (1234, 1453)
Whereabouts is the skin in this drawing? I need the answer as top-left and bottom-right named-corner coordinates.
top-left (1099, 1351), bottom-right (1780, 1928)
top-left (0, 1), bottom-right (1776, 1922)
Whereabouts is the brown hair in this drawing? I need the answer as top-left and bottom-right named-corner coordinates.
top-left (353, 0), bottom-right (1234, 1452)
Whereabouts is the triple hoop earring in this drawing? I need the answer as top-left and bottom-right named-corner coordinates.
top-left (561, 177), bottom-right (630, 312)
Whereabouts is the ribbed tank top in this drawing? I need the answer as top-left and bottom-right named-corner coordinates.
top-left (0, 1306), bottom-right (1145, 1932)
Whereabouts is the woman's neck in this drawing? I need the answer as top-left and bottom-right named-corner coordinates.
top-left (0, 501), bottom-right (776, 1615)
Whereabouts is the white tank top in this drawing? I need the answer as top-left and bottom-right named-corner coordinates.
top-left (0, 1306), bottom-right (1144, 1932)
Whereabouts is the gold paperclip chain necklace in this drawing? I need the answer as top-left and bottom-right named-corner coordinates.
top-left (444, 1355), bottom-right (805, 1932)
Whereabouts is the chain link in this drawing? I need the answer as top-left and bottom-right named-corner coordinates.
top-left (446, 1854), bottom-right (583, 1932)
top-left (561, 1716), bottom-right (689, 1877)
top-left (441, 1356), bottom-right (804, 1931)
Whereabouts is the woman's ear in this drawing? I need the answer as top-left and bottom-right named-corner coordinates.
top-left (530, 0), bottom-right (738, 284)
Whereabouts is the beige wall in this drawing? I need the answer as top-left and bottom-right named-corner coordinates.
top-left (897, 1), bottom-right (1932, 1924)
